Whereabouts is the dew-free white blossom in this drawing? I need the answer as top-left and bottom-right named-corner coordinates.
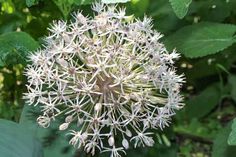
top-left (24, 2), bottom-right (184, 157)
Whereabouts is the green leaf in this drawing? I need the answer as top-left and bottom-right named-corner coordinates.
top-left (127, 0), bottom-right (149, 17)
top-left (74, 0), bottom-right (93, 5)
top-left (0, 119), bottom-right (43, 157)
top-left (0, 14), bottom-right (24, 34)
top-left (20, 105), bottom-right (76, 157)
top-left (0, 32), bottom-right (39, 66)
top-left (228, 118), bottom-right (236, 145)
top-left (102, 0), bottom-right (130, 4)
top-left (26, 0), bottom-right (39, 7)
top-left (164, 22), bottom-right (236, 58)
top-left (212, 123), bottom-right (236, 157)
top-left (127, 144), bottom-right (177, 157)
top-left (189, 0), bottom-right (231, 22)
top-left (185, 45), bottom-right (236, 80)
top-left (75, 0), bottom-right (131, 5)
top-left (175, 118), bottom-right (220, 140)
top-left (228, 75), bottom-right (236, 102)
top-left (169, 0), bottom-right (192, 19)
top-left (52, 0), bottom-right (75, 18)
top-left (146, 0), bottom-right (181, 35)
top-left (184, 83), bottom-right (221, 119)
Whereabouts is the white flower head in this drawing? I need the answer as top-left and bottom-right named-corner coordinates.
top-left (24, 2), bottom-right (184, 157)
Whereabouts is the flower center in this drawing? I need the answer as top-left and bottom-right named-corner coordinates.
top-left (96, 76), bottom-right (120, 103)
top-left (97, 77), bottom-right (114, 94)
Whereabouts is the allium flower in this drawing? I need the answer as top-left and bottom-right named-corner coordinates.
top-left (24, 2), bottom-right (184, 157)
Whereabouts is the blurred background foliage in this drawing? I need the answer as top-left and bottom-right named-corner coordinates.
top-left (0, 0), bottom-right (236, 157)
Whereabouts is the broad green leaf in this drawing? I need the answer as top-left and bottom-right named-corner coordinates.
top-left (102, 0), bottom-right (130, 4)
top-left (228, 118), bottom-right (236, 145)
top-left (0, 32), bottom-right (39, 66)
top-left (169, 0), bottom-right (192, 19)
top-left (228, 75), bottom-right (236, 102)
top-left (212, 123), bottom-right (236, 157)
top-left (26, 0), bottom-right (39, 7)
top-left (184, 83), bottom-right (221, 119)
top-left (0, 119), bottom-right (43, 157)
top-left (164, 22), bottom-right (236, 58)
top-left (20, 105), bottom-right (76, 157)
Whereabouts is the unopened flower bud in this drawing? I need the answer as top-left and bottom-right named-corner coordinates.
top-left (122, 138), bottom-right (129, 149)
top-left (108, 136), bottom-right (115, 146)
top-left (59, 123), bottom-right (69, 130)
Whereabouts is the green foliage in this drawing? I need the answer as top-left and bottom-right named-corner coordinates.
top-left (126, 0), bottom-right (149, 17)
top-left (212, 123), bottom-right (236, 157)
top-left (165, 22), bottom-right (236, 58)
top-left (175, 118), bottom-right (221, 140)
top-left (0, 119), bottom-right (43, 157)
top-left (169, 0), bottom-right (192, 19)
top-left (121, 143), bottom-right (177, 157)
top-left (228, 118), bottom-right (236, 145)
top-left (0, 32), bottom-right (39, 66)
top-left (184, 83), bottom-right (221, 119)
top-left (189, 0), bottom-right (235, 22)
top-left (26, 0), bottom-right (39, 7)
top-left (74, 0), bottom-right (131, 5)
top-left (145, 0), bottom-right (180, 34)
top-left (102, 0), bottom-right (130, 3)
top-left (74, 0), bottom-right (93, 5)
top-left (184, 47), bottom-right (236, 80)
top-left (52, 0), bottom-right (75, 18)
top-left (0, 0), bottom-right (236, 157)
top-left (20, 105), bottom-right (76, 157)
top-left (228, 75), bottom-right (236, 102)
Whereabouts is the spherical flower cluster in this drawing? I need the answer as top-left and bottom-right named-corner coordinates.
top-left (24, 2), bottom-right (184, 157)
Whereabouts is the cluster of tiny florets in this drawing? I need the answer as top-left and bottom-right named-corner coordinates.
top-left (24, 2), bottom-right (184, 157)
